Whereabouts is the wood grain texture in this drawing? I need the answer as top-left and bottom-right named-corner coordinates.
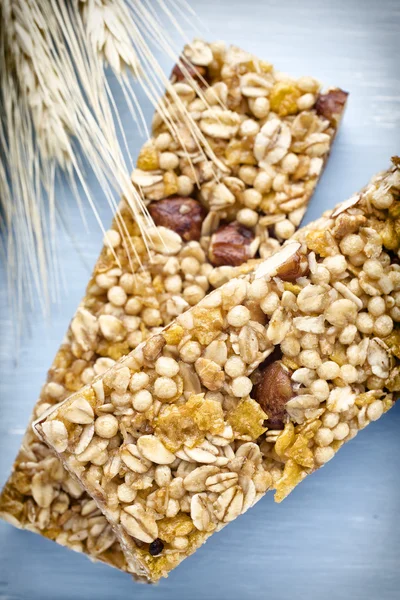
top-left (1, 0), bottom-right (400, 598)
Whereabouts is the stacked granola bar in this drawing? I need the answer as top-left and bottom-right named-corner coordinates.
top-left (0, 39), bottom-right (347, 573)
top-left (35, 159), bottom-right (400, 581)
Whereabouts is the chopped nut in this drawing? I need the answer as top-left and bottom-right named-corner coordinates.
top-left (253, 361), bottom-right (294, 429)
top-left (266, 307), bottom-right (292, 344)
top-left (209, 222), bottom-right (254, 267)
top-left (131, 169), bottom-right (163, 188)
top-left (171, 61), bottom-right (207, 84)
top-left (99, 315), bottom-right (126, 343)
top-left (148, 197), bottom-right (206, 242)
top-left (275, 250), bottom-right (309, 282)
top-left (326, 386), bottom-right (356, 413)
top-left (315, 89), bottom-right (349, 127)
top-left (238, 325), bottom-right (259, 364)
top-left (331, 213), bottom-right (367, 240)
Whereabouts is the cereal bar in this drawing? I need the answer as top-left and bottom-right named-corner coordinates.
top-left (36, 159), bottom-right (400, 581)
top-left (0, 39), bottom-right (347, 572)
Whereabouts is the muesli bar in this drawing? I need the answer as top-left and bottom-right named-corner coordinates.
top-left (0, 39), bottom-right (347, 571)
top-left (36, 160), bottom-right (400, 581)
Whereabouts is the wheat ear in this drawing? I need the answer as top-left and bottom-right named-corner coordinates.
top-left (1, 0), bottom-right (209, 339)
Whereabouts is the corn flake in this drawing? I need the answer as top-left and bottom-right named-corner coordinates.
top-left (158, 514), bottom-right (194, 543)
top-left (286, 434), bottom-right (314, 469)
top-left (192, 307), bottom-right (224, 346)
top-left (227, 397), bottom-right (267, 440)
top-left (274, 459), bottom-right (304, 503)
top-left (274, 422), bottom-right (295, 457)
top-left (269, 82), bottom-right (301, 117)
top-left (155, 394), bottom-right (224, 451)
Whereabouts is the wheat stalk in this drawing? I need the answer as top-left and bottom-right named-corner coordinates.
top-left (1, 0), bottom-right (209, 341)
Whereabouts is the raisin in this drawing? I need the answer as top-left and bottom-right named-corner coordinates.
top-left (149, 538), bottom-right (164, 556)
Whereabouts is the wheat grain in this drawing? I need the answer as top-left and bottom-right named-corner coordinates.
top-left (79, 0), bottom-right (141, 75)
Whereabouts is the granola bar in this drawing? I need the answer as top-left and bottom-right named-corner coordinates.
top-left (0, 39), bottom-right (347, 571)
top-left (35, 160), bottom-right (400, 581)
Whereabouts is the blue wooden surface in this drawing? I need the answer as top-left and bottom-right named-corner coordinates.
top-left (1, 0), bottom-right (400, 598)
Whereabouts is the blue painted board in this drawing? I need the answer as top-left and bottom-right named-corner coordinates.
top-left (1, 0), bottom-right (400, 598)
